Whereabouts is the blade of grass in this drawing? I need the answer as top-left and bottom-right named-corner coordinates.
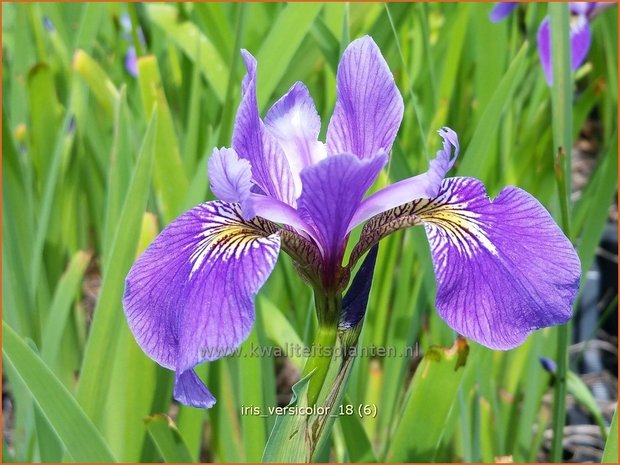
top-left (104, 213), bottom-right (159, 461)
top-left (255, 3), bottom-right (323, 110)
top-left (29, 102), bottom-right (80, 344)
top-left (137, 55), bottom-right (189, 223)
top-left (549, 3), bottom-right (573, 462)
top-left (76, 111), bottom-right (158, 427)
top-left (2, 322), bottom-right (117, 462)
top-left (40, 250), bottom-right (91, 367)
top-left (384, 339), bottom-right (469, 461)
top-left (456, 41), bottom-right (529, 179)
top-left (73, 49), bottom-right (120, 117)
top-left (146, 3), bottom-right (229, 102)
top-left (145, 414), bottom-right (194, 463)
top-left (602, 409), bottom-right (618, 463)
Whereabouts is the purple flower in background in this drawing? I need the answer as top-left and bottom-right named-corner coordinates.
top-left (540, 356), bottom-right (558, 374)
top-left (120, 13), bottom-right (144, 78)
top-left (124, 47), bottom-right (138, 78)
top-left (490, 2), bottom-right (614, 84)
top-left (42, 15), bottom-right (55, 32)
top-left (123, 36), bottom-right (581, 408)
top-left (489, 2), bottom-right (519, 22)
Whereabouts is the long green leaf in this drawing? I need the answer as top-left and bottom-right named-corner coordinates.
top-left (255, 3), bottom-right (323, 110)
top-left (2, 322), bottom-right (117, 462)
top-left (137, 55), bottom-right (189, 223)
top-left (602, 409), bottom-right (618, 463)
top-left (385, 339), bottom-right (469, 462)
top-left (145, 414), bottom-right (194, 463)
top-left (147, 3), bottom-right (229, 102)
top-left (76, 111), bottom-right (158, 427)
top-left (457, 42), bottom-right (529, 179)
top-left (41, 250), bottom-right (91, 366)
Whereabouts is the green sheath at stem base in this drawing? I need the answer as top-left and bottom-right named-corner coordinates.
top-left (302, 291), bottom-right (342, 406)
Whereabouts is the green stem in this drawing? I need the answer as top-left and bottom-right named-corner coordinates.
top-left (302, 291), bottom-right (341, 406)
top-left (549, 3), bottom-right (573, 462)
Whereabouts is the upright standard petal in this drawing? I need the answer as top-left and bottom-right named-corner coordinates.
top-left (489, 2), bottom-right (519, 22)
top-left (298, 153), bottom-right (388, 271)
top-left (348, 128), bottom-right (459, 232)
top-left (233, 50), bottom-right (296, 205)
top-left (206, 147), bottom-right (318, 240)
top-left (208, 147), bottom-right (252, 204)
top-left (264, 82), bottom-right (327, 197)
top-left (123, 201), bottom-right (280, 407)
top-left (537, 14), bottom-right (592, 85)
top-left (326, 36), bottom-right (404, 159)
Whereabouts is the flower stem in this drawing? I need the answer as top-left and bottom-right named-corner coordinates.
top-left (549, 3), bottom-right (573, 462)
top-left (302, 290), bottom-right (341, 406)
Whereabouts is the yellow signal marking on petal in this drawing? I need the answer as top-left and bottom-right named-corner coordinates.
top-left (416, 205), bottom-right (498, 258)
top-left (188, 204), bottom-right (277, 278)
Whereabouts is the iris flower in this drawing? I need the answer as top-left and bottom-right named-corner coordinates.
top-left (490, 2), bottom-right (613, 84)
top-left (120, 13), bottom-right (142, 78)
top-left (123, 36), bottom-right (581, 408)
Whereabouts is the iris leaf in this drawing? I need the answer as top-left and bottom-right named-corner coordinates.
top-left (145, 414), bottom-right (194, 463)
top-left (384, 339), bottom-right (469, 462)
top-left (255, 3), bottom-right (323, 110)
top-left (76, 110), bottom-right (158, 427)
top-left (2, 322), bottom-right (117, 462)
top-left (137, 55), bottom-right (189, 223)
top-left (146, 3), bottom-right (229, 102)
top-left (602, 409), bottom-right (618, 463)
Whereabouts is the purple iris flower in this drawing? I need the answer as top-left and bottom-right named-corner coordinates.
top-left (120, 13), bottom-right (144, 78)
top-left (123, 36), bottom-right (581, 408)
top-left (124, 47), bottom-right (138, 78)
top-left (491, 2), bottom-right (614, 85)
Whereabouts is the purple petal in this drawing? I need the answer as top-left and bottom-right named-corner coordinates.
top-left (264, 82), bottom-right (327, 196)
top-left (489, 3), bottom-right (519, 22)
top-left (124, 47), bottom-right (138, 78)
top-left (569, 2), bottom-right (591, 16)
top-left (245, 193), bottom-right (320, 246)
top-left (298, 153), bottom-right (387, 268)
top-left (232, 50), bottom-right (296, 206)
top-left (586, 2), bottom-right (616, 18)
top-left (205, 149), bottom-right (320, 245)
top-left (123, 201), bottom-right (280, 407)
top-left (420, 177), bottom-right (581, 350)
top-left (537, 14), bottom-right (592, 85)
top-left (208, 147), bottom-right (252, 204)
top-left (174, 369), bottom-right (216, 409)
top-left (569, 14), bottom-right (592, 71)
top-left (326, 36), bottom-right (404, 160)
top-left (539, 356), bottom-right (557, 375)
top-left (348, 127), bottom-right (459, 232)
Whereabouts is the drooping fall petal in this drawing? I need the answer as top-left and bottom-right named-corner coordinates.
top-left (414, 177), bottom-right (579, 349)
top-left (123, 201), bottom-right (280, 407)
